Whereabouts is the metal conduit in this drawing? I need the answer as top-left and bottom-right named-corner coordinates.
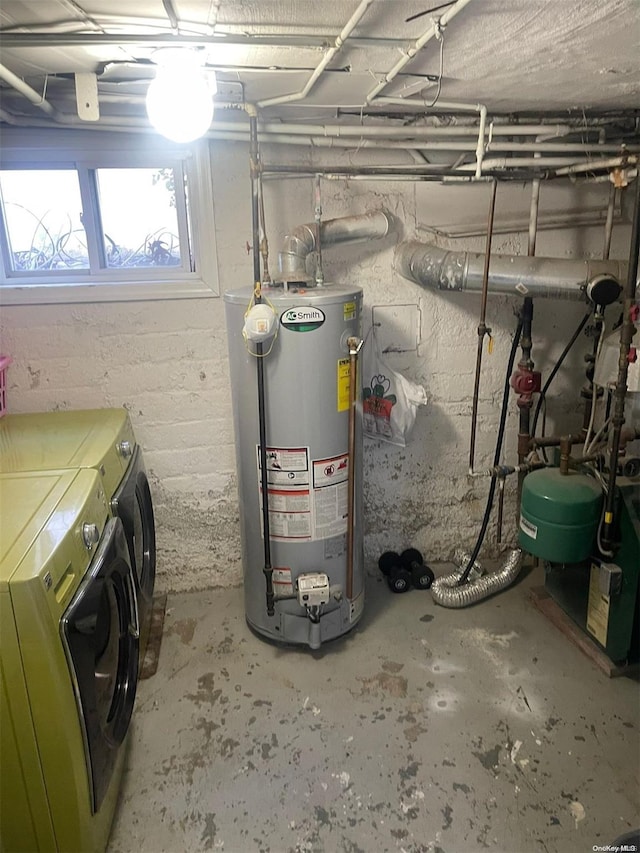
top-left (278, 209), bottom-right (391, 282)
top-left (394, 241), bottom-right (628, 301)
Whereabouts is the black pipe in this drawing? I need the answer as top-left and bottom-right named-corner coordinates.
top-left (469, 180), bottom-right (497, 473)
top-left (530, 310), bottom-right (593, 439)
top-left (261, 163), bottom-right (551, 182)
top-left (250, 113), bottom-right (275, 615)
top-left (458, 316), bottom-right (524, 586)
top-left (600, 176), bottom-right (640, 552)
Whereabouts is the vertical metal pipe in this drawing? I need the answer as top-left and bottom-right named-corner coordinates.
top-left (513, 178), bottom-right (541, 530)
top-left (603, 183), bottom-right (616, 261)
top-left (346, 337), bottom-right (361, 601)
top-left (600, 176), bottom-right (640, 553)
top-left (258, 170), bottom-right (271, 284)
top-left (496, 476), bottom-right (505, 545)
top-left (583, 187), bottom-right (615, 437)
top-left (527, 178), bottom-right (541, 257)
top-left (314, 173), bottom-right (324, 287)
top-left (468, 179), bottom-right (497, 474)
top-left (249, 111), bottom-right (274, 614)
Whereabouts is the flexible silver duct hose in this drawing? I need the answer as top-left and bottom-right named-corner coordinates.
top-left (431, 548), bottom-right (522, 608)
top-left (279, 209), bottom-right (392, 282)
top-left (394, 241), bottom-right (627, 302)
top-left (452, 548), bottom-right (484, 580)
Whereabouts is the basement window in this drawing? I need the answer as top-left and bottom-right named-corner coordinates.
top-left (0, 130), bottom-right (218, 304)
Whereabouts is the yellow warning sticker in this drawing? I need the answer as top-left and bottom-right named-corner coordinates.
top-left (338, 358), bottom-right (350, 412)
top-left (343, 301), bottom-right (356, 322)
top-left (586, 563), bottom-right (610, 647)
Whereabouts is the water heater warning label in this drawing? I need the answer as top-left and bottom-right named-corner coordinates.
top-left (337, 359), bottom-right (350, 412)
top-left (313, 454), bottom-right (349, 540)
top-left (586, 563), bottom-right (609, 647)
top-left (272, 567), bottom-right (293, 596)
top-left (257, 446), bottom-right (350, 542)
top-left (258, 446), bottom-right (312, 541)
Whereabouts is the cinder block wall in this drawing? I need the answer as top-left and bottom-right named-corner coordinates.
top-left (1, 138), bottom-right (632, 591)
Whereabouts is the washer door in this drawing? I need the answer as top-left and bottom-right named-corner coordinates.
top-left (61, 517), bottom-right (139, 814)
top-left (112, 446), bottom-right (156, 610)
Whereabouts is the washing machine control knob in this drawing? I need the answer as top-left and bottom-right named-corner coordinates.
top-left (117, 440), bottom-right (133, 458)
top-left (82, 523), bottom-right (100, 550)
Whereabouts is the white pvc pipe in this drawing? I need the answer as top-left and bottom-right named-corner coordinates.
top-left (457, 156), bottom-right (594, 170)
top-left (0, 63), bottom-right (63, 120)
top-left (365, 0), bottom-right (475, 102)
top-left (258, 0), bottom-right (373, 108)
top-left (555, 155), bottom-right (638, 175)
top-left (475, 105), bottom-right (487, 178)
top-left (203, 128), bottom-right (637, 156)
top-left (0, 96), bottom-right (595, 141)
top-left (375, 96), bottom-right (482, 113)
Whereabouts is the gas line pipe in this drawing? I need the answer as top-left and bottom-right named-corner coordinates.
top-left (247, 105), bottom-right (275, 617)
top-left (346, 335), bottom-right (364, 602)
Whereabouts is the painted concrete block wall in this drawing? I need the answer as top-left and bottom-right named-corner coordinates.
top-left (0, 137), bottom-right (632, 592)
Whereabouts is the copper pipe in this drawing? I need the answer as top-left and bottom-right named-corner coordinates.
top-left (601, 175), bottom-right (640, 552)
top-left (469, 179), bottom-right (497, 473)
top-left (530, 433), bottom-right (582, 449)
top-left (346, 336), bottom-right (362, 601)
top-left (496, 476), bottom-right (506, 544)
top-left (559, 435), bottom-right (573, 475)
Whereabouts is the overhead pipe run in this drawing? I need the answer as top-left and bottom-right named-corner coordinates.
top-left (278, 209), bottom-right (391, 283)
top-left (258, 0), bottom-right (374, 109)
top-left (365, 0), bottom-right (474, 103)
top-left (394, 241), bottom-right (628, 301)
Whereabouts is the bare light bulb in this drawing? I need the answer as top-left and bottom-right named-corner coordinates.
top-left (146, 49), bottom-right (215, 143)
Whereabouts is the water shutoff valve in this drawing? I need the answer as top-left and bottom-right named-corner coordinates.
top-left (297, 573), bottom-right (331, 607)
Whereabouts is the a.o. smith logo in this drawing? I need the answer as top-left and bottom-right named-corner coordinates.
top-left (280, 307), bottom-right (325, 332)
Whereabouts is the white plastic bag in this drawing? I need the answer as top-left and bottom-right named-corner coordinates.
top-left (361, 329), bottom-right (428, 446)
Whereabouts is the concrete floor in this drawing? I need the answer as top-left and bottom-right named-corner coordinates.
top-left (108, 564), bottom-right (639, 853)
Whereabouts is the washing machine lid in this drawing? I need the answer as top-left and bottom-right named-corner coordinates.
top-left (0, 409), bottom-right (135, 497)
top-left (0, 469), bottom-right (108, 591)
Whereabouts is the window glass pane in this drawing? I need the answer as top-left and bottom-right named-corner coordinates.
top-left (96, 168), bottom-right (183, 269)
top-left (0, 169), bottom-right (88, 271)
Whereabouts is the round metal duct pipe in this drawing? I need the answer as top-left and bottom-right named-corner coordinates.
top-left (394, 241), bottom-right (628, 301)
top-left (279, 209), bottom-right (392, 282)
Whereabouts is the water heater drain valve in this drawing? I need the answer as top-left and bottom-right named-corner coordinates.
top-left (297, 573), bottom-right (331, 608)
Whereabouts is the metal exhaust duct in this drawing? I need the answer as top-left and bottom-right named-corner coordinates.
top-left (394, 241), bottom-right (629, 301)
top-left (431, 548), bottom-right (523, 608)
top-left (279, 210), bottom-right (392, 282)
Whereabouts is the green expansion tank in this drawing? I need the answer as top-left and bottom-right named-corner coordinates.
top-left (519, 468), bottom-right (603, 563)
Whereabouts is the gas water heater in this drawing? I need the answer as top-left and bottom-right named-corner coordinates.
top-left (224, 284), bottom-right (364, 648)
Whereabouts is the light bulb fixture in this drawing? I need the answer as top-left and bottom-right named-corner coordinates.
top-left (146, 48), bottom-right (215, 143)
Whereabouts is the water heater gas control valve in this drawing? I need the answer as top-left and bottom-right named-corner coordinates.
top-left (297, 573), bottom-right (331, 607)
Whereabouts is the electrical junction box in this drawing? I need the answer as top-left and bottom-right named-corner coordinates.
top-left (297, 573), bottom-right (330, 607)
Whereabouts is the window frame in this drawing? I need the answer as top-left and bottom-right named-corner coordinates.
top-left (0, 129), bottom-right (219, 304)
